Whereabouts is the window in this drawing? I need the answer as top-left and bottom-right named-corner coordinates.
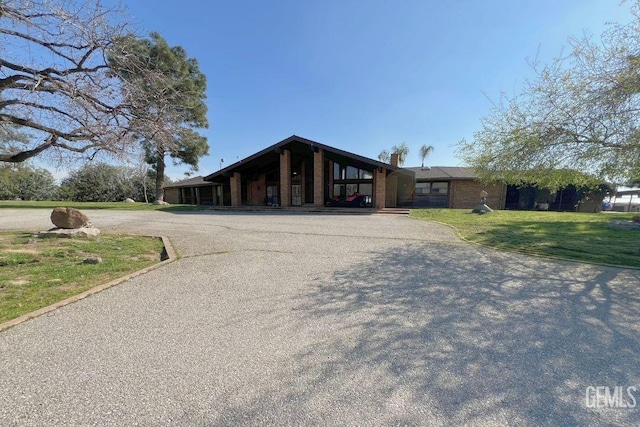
top-left (416, 181), bottom-right (448, 195)
top-left (359, 183), bottom-right (373, 196)
top-left (359, 169), bottom-right (373, 179)
top-left (415, 182), bottom-right (430, 194)
top-left (333, 164), bottom-right (373, 181)
top-left (346, 183), bottom-right (359, 195)
top-left (346, 166), bottom-right (359, 179)
top-left (431, 182), bottom-right (448, 194)
top-left (333, 183), bottom-right (373, 198)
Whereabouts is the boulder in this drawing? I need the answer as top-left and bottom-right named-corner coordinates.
top-left (124, 198), bottom-right (135, 203)
top-left (471, 203), bottom-right (493, 214)
top-left (153, 200), bottom-right (170, 205)
top-left (50, 207), bottom-right (90, 229)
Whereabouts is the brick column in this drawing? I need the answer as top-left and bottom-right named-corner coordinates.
top-left (328, 160), bottom-right (334, 198)
top-left (386, 174), bottom-right (398, 208)
top-left (374, 168), bottom-right (386, 209)
top-left (313, 149), bottom-right (324, 207)
top-left (230, 172), bottom-right (242, 207)
top-left (279, 149), bottom-right (291, 207)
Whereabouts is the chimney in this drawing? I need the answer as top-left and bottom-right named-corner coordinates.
top-left (390, 153), bottom-right (400, 167)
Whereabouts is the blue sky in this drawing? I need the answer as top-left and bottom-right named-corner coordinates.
top-left (101, 0), bottom-right (632, 181)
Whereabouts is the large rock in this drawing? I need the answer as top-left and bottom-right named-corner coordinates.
top-left (471, 203), bottom-right (493, 214)
top-left (50, 207), bottom-right (90, 229)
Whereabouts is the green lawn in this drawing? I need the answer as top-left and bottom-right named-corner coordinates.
top-left (410, 209), bottom-right (640, 268)
top-left (0, 200), bottom-right (202, 211)
top-left (0, 232), bottom-right (165, 324)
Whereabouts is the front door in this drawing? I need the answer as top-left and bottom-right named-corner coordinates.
top-left (266, 185), bottom-right (279, 206)
top-left (292, 185), bottom-right (302, 206)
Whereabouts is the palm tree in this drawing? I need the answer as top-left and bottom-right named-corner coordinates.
top-left (391, 142), bottom-right (409, 166)
top-left (419, 144), bottom-right (434, 169)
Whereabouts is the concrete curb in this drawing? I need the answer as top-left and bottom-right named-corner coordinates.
top-left (0, 235), bottom-right (177, 333)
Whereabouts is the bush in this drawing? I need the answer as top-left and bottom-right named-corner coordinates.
top-left (0, 164), bottom-right (57, 200)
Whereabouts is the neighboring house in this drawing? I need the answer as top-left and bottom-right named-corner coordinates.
top-left (610, 187), bottom-right (640, 212)
top-left (166, 135), bottom-right (414, 209)
top-left (163, 175), bottom-right (222, 205)
top-left (406, 166), bottom-right (507, 209)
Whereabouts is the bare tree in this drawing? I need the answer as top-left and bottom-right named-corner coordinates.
top-left (378, 149), bottom-right (390, 163)
top-left (127, 150), bottom-right (151, 203)
top-left (0, 0), bottom-right (134, 163)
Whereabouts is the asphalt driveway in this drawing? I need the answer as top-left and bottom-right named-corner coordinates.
top-left (0, 209), bottom-right (639, 426)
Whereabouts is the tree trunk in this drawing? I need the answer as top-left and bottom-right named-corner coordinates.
top-left (155, 152), bottom-right (165, 203)
top-left (142, 177), bottom-right (149, 204)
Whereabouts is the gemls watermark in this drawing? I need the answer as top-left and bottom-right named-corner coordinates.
top-left (585, 386), bottom-right (639, 409)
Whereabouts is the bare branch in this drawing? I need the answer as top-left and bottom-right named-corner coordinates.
top-left (0, 0), bottom-right (136, 164)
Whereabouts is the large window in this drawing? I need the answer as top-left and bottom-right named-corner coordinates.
top-left (359, 169), bottom-right (373, 179)
top-left (416, 183), bottom-right (430, 194)
top-left (332, 163), bottom-right (374, 204)
top-left (334, 164), bottom-right (373, 181)
top-left (359, 183), bottom-right (373, 196)
top-left (333, 183), bottom-right (373, 197)
top-left (431, 182), bottom-right (448, 194)
top-left (416, 181), bottom-right (448, 195)
top-left (346, 166), bottom-right (358, 179)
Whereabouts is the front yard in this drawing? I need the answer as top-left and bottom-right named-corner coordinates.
top-left (0, 232), bottom-right (165, 323)
top-left (410, 209), bottom-right (640, 268)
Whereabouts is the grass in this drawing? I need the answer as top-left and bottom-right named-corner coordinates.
top-left (0, 232), bottom-right (165, 323)
top-left (410, 209), bottom-right (640, 268)
top-left (0, 200), bottom-right (203, 211)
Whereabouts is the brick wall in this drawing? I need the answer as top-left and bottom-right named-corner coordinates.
top-left (374, 168), bottom-right (386, 209)
top-left (164, 188), bottom-right (179, 204)
top-left (279, 149), bottom-right (291, 207)
top-left (385, 174), bottom-right (398, 208)
top-left (313, 149), bottom-right (324, 206)
top-left (451, 180), bottom-right (506, 209)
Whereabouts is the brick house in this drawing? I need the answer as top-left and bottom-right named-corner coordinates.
top-left (166, 135), bottom-right (414, 209)
top-left (166, 153), bottom-right (607, 212)
top-left (406, 166), bottom-right (507, 209)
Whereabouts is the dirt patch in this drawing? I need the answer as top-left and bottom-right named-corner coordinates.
top-left (5, 248), bottom-right (40, 255)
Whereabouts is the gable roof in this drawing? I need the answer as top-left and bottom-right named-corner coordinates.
top-left (405, 166), bottom-right (477, 181)
top-left (164, 175), bottom-right (217, 188)
top-left (204, 135), bottom-right (411, 182)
